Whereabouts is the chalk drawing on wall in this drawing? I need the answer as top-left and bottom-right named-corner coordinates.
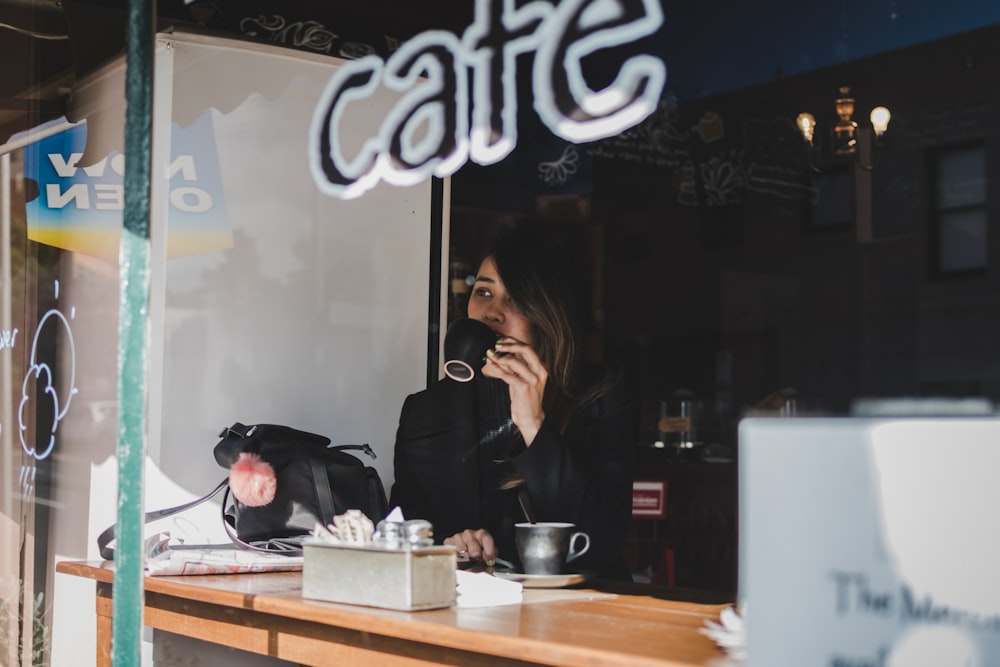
top-left (239, 15), bottom-right (340, 54)
top-left (693, 112), bottom-right (725, 143)
top-left (239, 13), bottom-right (386, 60)
top-left (677, 161), bottom-right (698, 206)
top-left (594, 94), bottom-right (693, 168)
top-left (740, 117), bottom-right (818, 202)
top-left (592, 89), bottom-right (828, 210)
top-left (679, 116), bottom-right (818, 208)
top-left (18, 279), bottom-right (77, 499)
top-left (700, 150), bottom-right (744, 206)
top-left (537, 145), bottom-right (580, 186)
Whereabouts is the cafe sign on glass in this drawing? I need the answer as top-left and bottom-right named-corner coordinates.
top-left (310, 0), bottom-right (666, 199)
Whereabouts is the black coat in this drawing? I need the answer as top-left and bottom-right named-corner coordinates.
top-left (389, 371), bottom-right (637, 579)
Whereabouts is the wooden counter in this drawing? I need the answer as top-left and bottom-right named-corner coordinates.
top-left (57, 560), bottom-right (735, 667)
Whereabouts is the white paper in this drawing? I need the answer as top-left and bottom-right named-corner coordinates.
top-left (144, 533), bottom-right (303, 576)
top-left (455, 570), bottom-right (523, 608)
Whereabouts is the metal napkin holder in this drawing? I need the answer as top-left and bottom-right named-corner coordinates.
top-left (302, 521), bottom-right (457, 611)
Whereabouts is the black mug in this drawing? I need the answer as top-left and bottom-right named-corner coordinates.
top-left (443, 318), bottom-right (497, 382)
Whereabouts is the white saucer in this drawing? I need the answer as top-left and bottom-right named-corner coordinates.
top-left (493, 570), bottom-right (590, 588)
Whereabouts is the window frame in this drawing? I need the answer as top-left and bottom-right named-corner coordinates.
top-left (929, 141), bottom-right (989, 279)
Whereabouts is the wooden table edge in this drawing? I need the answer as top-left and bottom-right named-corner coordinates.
top-left (57, 560), bottom-right (731, 667)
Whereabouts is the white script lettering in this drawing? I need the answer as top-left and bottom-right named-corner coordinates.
top-left (310, 0), bottom-right (666, 199)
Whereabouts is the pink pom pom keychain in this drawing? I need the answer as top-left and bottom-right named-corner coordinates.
top-left (228, 452), bottom-right (277, 507)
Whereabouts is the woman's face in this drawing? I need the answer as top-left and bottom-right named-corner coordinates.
top-left (467, 256), bottom-right (534, 344)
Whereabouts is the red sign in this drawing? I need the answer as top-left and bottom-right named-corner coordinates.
top-left (632, 481), bottom-right (666, 518)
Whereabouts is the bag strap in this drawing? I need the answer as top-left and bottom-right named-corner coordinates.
top-left (328, 443), bottom-right (376, 459)
top-left (310, 457), bottom-right (335, 524)
top-left (96, 478), bottom-right (230, 561)
top-left (219, 485), bottom-right (307, 555)
top-left (222, 421), bottom-right (256, 438)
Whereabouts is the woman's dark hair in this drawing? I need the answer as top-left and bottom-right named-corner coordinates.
top-left (484, 226), bottom-right (604, 430)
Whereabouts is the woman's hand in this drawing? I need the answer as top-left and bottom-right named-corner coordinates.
top-left (444, 528), bottom-right (497, 565)
top-left (483, 337), bottom-right (547, 445)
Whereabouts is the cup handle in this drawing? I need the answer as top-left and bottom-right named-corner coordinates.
top-left (566, 532), bottom-right (590, 563)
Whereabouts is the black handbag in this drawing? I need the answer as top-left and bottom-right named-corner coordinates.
top-left (97, 422), bottom-right (389, 559)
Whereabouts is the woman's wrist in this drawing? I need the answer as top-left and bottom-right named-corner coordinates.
top-left (517, 415), bottom-right (544, 446)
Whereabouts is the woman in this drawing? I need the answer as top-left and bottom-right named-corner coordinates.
top-left (389, 228), bottom-right (637, 579)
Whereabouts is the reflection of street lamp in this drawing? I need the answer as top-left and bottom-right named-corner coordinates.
top-left (797, 87), bottom-right (891, 171)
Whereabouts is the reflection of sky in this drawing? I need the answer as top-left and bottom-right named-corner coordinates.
top-left (653, 0), bottom-right (1000, 99)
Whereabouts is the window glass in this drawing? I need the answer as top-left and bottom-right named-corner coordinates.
top-left (5, 0), bottom-right (1000, 628)
top-left (934, 146), bottom-right (988, 274)
top-left (937, 148), bottom-right (986, 209)
top-left (939, 209), bottom-right (987, 272)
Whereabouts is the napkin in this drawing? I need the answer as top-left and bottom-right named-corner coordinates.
top-left (455, 570), bottom-right (523, 608)
top-left (699, 604), bottom-right (746, 660)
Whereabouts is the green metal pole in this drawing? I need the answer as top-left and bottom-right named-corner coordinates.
top-left (113, 0), bottom-right (155, 664)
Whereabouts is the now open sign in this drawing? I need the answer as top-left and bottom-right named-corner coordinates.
top-left (24, 112), bottom-right (232, 260)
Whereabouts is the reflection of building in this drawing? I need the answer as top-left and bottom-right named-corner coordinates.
top-left (449, 22), bottom-right (1000, 592)
top-left (593, 22), bottom-right (1000, 444)
top-left (451, 20), bottom-right (1000, 446)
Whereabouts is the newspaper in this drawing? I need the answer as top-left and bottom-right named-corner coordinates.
top-left (144, 533), bottom-right (303, 576)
